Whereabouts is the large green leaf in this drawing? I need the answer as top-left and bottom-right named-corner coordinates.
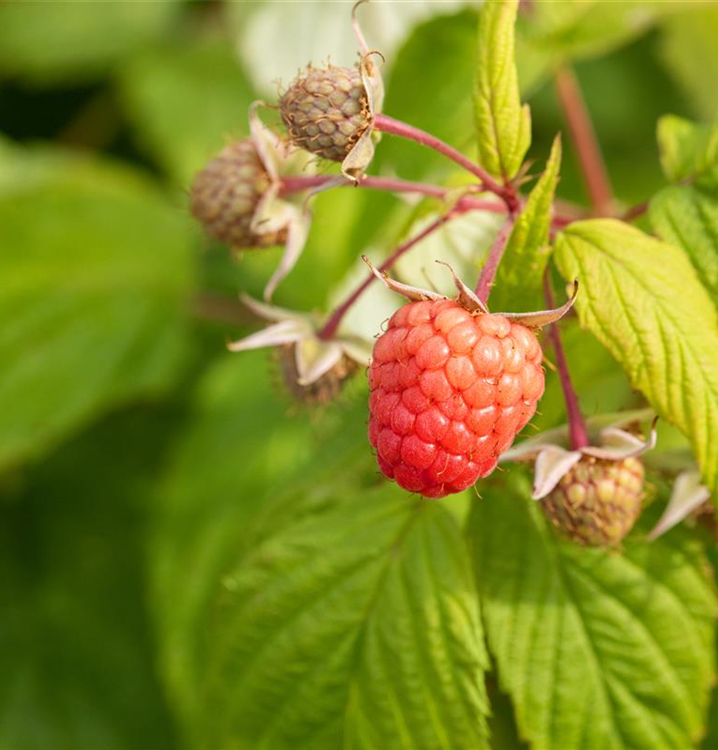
top-left (196, 485), bottom-right (489, 750)
top-left (119, 41), bottom-right (256, 185)
top-left (473, 0), bottom-right (531, 180)
top-left (0, 3), bottom-right (178, 84)
top-left (554, 219), bottom-right (718, 501)
top-left (490, 134), bottom-right (561, 312)
top-left (650, 185), bottom-right (718, 301)
top-left (470, 473), bottom-right (717, 750)
top-left (0, 148), bottom-right (192, 471)
top-left (0, 409), bottom-right (179, 750)
top-left (151, 349), bottom-right (372, 736)
top-left (656, 114), bottom-right (718, 185)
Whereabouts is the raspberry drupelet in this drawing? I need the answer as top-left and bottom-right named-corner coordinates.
top-left (368, 299), bottom-right (545, 498)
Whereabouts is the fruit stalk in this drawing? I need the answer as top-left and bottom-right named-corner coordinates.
top-left (555, 66), bottom-right (614, 216)
top-left (318, 212), bottom-right (456, 341)
top-left (543, 270), bottom-right (589, 450)
top-left (373, 113), bottom-right (519, 211)
top-left (474, 217), bottom-right (515, 304)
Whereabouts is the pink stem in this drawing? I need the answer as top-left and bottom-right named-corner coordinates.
top-left (280, 174), bottom-right (507, 214)
top-left (474, 217), bottom-right (515, 304)
top-left (555, 66), bottom-right (613, 216)
top-left (621, 200), bottom-right (648, 223)
top-left (373, 113), bottom-right (519, 211)
top-left (318, 212), bottom-right (455, 341)
top-left (280, 174), bottom-right (583, 229)
top-left (543, 270), bottom-right (589, 450)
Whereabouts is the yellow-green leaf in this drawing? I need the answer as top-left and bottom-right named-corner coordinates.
top-left (473, 0), bottom-right (531, 180)
top-left (555, 219), bottom-right (718, 501)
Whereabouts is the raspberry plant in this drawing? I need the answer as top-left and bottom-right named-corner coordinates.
top-left (4, 1), bottom-right (718, 749)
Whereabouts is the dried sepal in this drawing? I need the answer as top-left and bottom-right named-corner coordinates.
top-left (227, 294), bottom-right (370, 404)
top-left (362, 256), bottom-right (445, 302)
top-left (647, 471), bottom-right (712, 540)
top-left (498, 280), bottom-right (578, 328)
top-left (532, 446), bottom-right (584, 500)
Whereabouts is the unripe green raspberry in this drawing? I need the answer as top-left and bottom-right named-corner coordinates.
top-left (280, 65), bottom-right (371, 162)
top-left (542, 456), bottom-right (645, 546)
top-left (189, 139), bottom-right (286, 249)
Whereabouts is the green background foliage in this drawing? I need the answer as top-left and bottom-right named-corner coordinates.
top-left (2, 2), bottom-right (718, 749)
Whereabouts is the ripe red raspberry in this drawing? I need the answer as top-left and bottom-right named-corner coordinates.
top-left (368, 299), bottom-right (544, 498)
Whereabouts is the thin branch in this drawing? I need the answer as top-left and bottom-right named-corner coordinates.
top-left (318, 212), bottom-right (456, 341)
top-left (555, 66), bottom-right (613, 216)
top-left (373, 113), bottom-right (520, 212)
top-left (621, 199), bottom-right (648, 223)
top-left (474, 217), bottom-right (516, 304)
top-left (543, 270), bottom-right (589, 450)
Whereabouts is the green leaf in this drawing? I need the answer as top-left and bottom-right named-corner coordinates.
top-left (195, 485), bottom-right (489, 749)
top-left (659, 8), bottom-right (718, 123)
top-left (0, 2), bottom-right (179, 84)
top-left (650, 184), bottom-right (718, 301)
top-left (379, 10), bottom-right (479, 181)
top-left (473, 0), bottom-right (531, 180)
top-left (469, 473), bottom-right (717, 750)
top-left (0, 410), bottom-right (179, 750)
top-left (0, 148), bottom-right (192, 471)
top-left (151, 350), bottom-right (371, 735)
top-left (517, 1), bottom-right (682, 75)
top-left (656, 114), bottom-right (718, 184)
top-left (119, 40), bottom-right (256, 185)
top-left (491, 134), bottom-right (561, 312)
top-left (554, 219), bottom-right (718, 501)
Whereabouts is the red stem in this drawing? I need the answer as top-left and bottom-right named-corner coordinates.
top-left (280, 174), bottom-right (583, 229)
top-left (474, 217), bottom-right (515, 304)
top-left (621, 200), bottom-right (648, 223)
top-left (555, 66), bottom-right (613, 216)
top-left (373, 113), bottom-right (519, 212)
top-left (280, 174), bottom-right (507, 214)
top-left (318, 212), bottom-right (455, 341)
top-left (543, 270), bottom-right (589, 450)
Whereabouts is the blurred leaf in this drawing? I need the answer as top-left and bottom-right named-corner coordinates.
top-left (656, 114), bottom-right (718, 184)
top-left (230, 1), bottom-right (468, 97)
top-left (119, 40), bottom-right (255, 185)
top-left (378, 10), bottom-right (478, 181)
top-left (0, 409), bottom-right (179, 750)
top-left (555, 219), bottom-right (718, 502)
top-left (491, 134), bottom-right (561, 312)
top-left (197, 484), bottom-right (489, 749)
top-left (518, 0), bottom-right (680, 73)
top-left (473, 0), bottom-right (531, 180)
top-left (0, 3), bottom-right (179, 85)
top-left (394, 207), bottom-right (504, 297)
top-left (650, 184), bottom-right (718, 301)
top-left (659, 7), bottom-right (718, 122)
top-left (151, 349), bottom-right (370, 736)
top-left (470, 472), bottom-right (717, 750)
top-left (0, 147), bottom-right (193, 472)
